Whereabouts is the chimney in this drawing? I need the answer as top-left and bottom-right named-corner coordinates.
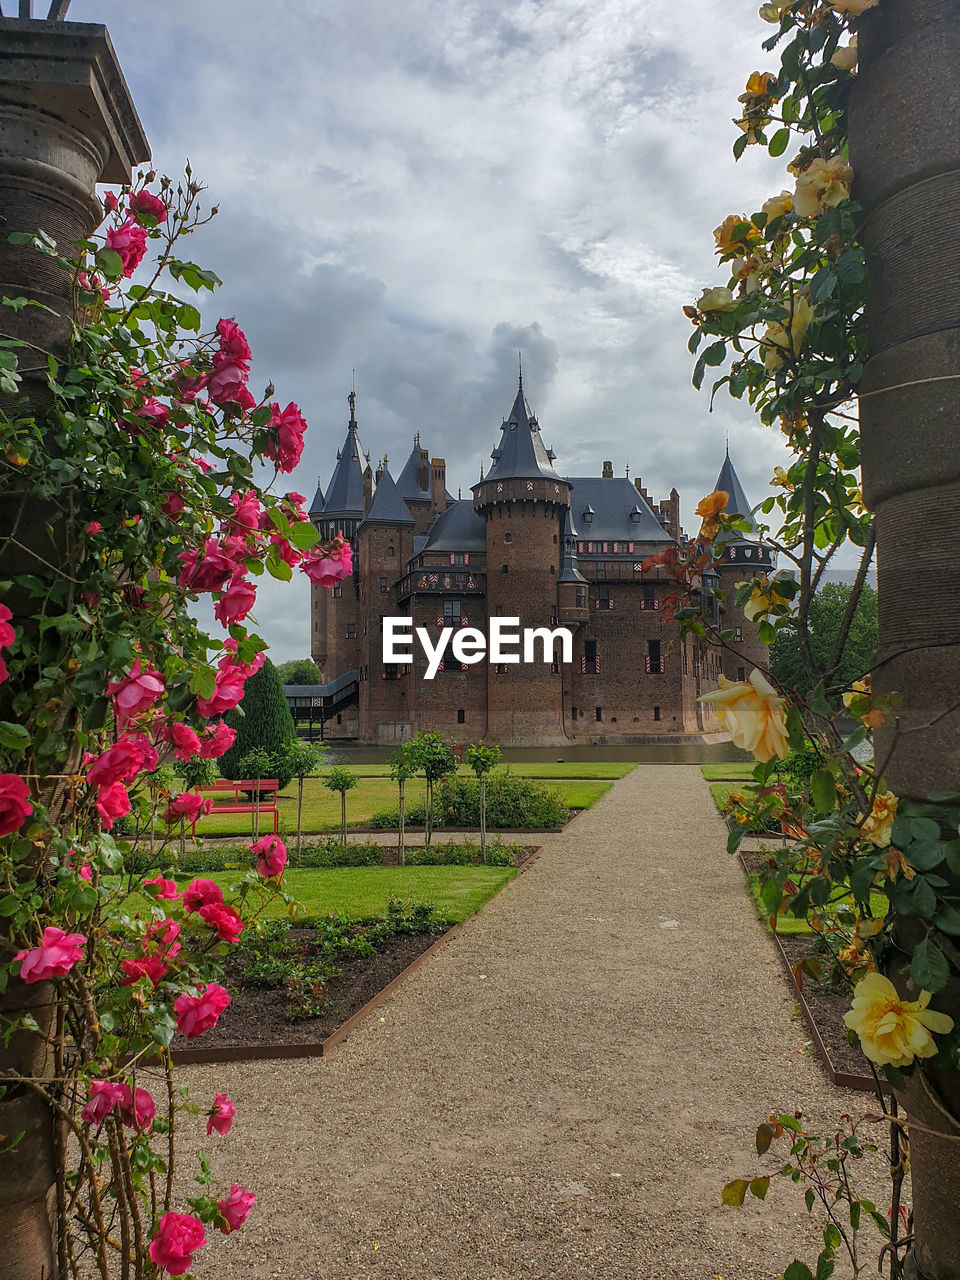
top-left (602, 460), bottom-right (614, 478)
top-left (634, 477), bottom-right (644, 494)
top-left (668, 487), bottom-right (681, 540)
top-left (418, 449), bottom-right (430, 495)
top-left (362, 463), bottom-right (373, 512)
top-left (431, 457), bottom-right (447, 512)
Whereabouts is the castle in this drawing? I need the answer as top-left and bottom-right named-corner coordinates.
top-left (307, 380), bottom-right (770, 745)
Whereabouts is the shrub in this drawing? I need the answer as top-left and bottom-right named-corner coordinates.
top-left (435, 773), bottom-right (568, 829)
top-left (218, 656), bottom-right (296, 788)
top-left (369, 801), bottom-right (428, 829)
top-left (404, 839), bottom-right (521, 867)
top-left (123, 836), bottom-right (383, 875)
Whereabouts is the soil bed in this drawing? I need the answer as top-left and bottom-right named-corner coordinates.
top-left (176, 930), bottom-right (440, 1050)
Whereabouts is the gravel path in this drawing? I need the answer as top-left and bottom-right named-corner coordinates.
top-left (187, 764), bottom-right (880, 1279)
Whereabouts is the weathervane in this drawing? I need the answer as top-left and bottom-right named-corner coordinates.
top-left (0, 2), bottom-right (72, 16)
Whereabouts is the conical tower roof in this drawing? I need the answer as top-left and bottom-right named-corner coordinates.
top-left (360, 465), bottom-right (414, 527)
top-left (558, 506), bottom-right (587, 584)
top-left (308, 475), bottom-right (325, 518)
top-left (714, 448), bottom-right (756, 532)
top-left (396, 433), bottom-right (431, 501)
top-left (485, 378), bottom-right (561, 483)
top-left (322, 392), bottom-right (368, 515)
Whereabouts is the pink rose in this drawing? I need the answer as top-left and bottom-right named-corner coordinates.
top-left (220, 640), bottom-right (266, 679)
top-left (270, 533), bottom-right (302, 568)
top-left (164, 721), bottom-right (201, 761)
top-left (120, 955), bottom-right (169, 986)
top-left (127, 397), bottom-right (169, 435)
top-left (182, 879), bottom-right (223, 914)
top-left (164, 792), bottom-right (212, 825)
top-left (117, 1084), bottom-right (156, 1130)
top-left (233, 385), bottom-right (257, 413)
top-left (95, 780), bottom-right (131, 830)
top-left (198, 721), bottom-right (236, 758)
top-left (81, 1080), bottom-right (126, 1125)
top-left (103, 190), bottom-right (119, 214)
top-left (218, 1184), bottom-right (255, 1234)
top-left (214, 574), bottom-right (257, 627)
top-left (196, 667), bottom-right (247, 718)
top-left (173, 982), bottom-right (231, 1038)
top-left (128, 189), bottom-right (167, 222)
top-left (105, 658), bottom-right (164, 726)
top-left (161, 491), bottom-right (185, 518)
top-left (146, 919), bottom-right (181, 957)
top-left (178, 538), bottom-right (236, 593)
top-left (250, 834), bottom-right (287, 878)
top-left (14, 926), bottom-right (86, 984)
top-left (77, 270), bottom-right (111, 302)
top-left (0, 773), bottom-right (33, 836)
top-left (198, 901), bottom-right (244, 944)
top-left (86, 737), bottom-right (145, 791)
top-left (264, 401), bottom-right (307, 472)
top-left (208, 358), bottom-right (249, 406)
top-left (229, 489), bottom-right (261, 532)
top-left (143, 876), bottom-right (180, 900)
top-left (302, 537), bottom-right (353, 588)
top-left (0, 603), bottom-right (14, 648)
top-left (104, 219), bottom-right (148, 277)
top-left (206, 1092), bottom-right (234, 1137)
top-left (65, 849), bottom-right (93, 881)
top-left (216, 318), bottom-right (251, 364)
top-left (172, 362), bottom-right (207, 403)
top-left (128, 732), bottom-right (159, 774)
top-left (84, 521), bottom-right (102, 535)
top-left (148, 1212), bottom-right (206, 1276)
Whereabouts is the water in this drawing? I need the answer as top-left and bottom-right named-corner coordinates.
top-left (320, 740), bottom-right (752, 766)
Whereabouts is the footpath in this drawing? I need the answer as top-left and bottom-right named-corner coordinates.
top-left (190, 764), bottom-right (873, 1280)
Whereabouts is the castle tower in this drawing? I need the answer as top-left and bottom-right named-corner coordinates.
top-left (396, 434), bottom-right (449, 534)
top-left (309, 393), bottom-right (370, 717)
top-left (711, 447), bottom-right (773, 683)
top-left (356, 463), bottom-right (416, 741)
top-left (471, 375), bottom-right (571, 743)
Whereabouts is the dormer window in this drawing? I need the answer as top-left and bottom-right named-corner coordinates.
top-left (582, 506), bottom-right (595, 524)
top-left (630, 505), bottom-right (643, 524)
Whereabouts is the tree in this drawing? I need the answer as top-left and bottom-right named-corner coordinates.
top-left (323, 767), bottom-right (357, 846)
top-left (410, 730), bottom-right (456, 847)
top-left (238, 747), bottom-right (274, 840)
top-left (276, 658), bottom-right (322, 685)
top-left (464, 740), bottom-right (501, 860)
top-left (770, 581), bottom-right (877, 698)
top-left (282, 738), bottom-right (327, 858)
top-left (218, 656), bottom-right (297, 789)
top-left (388, 741), bottom-right (419, 865)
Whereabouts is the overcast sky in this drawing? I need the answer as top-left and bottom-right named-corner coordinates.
top-left (70, 0), bottom-right (804, 664)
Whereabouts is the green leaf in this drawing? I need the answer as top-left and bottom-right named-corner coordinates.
top-left (0, 721), bottom-right (30, 752)
top-left (809, 268), bottom-right (837, 304)
top-left (702, 340), bottom-right (726, 367)
top-left (95, 247), bottom-right (124, 280)
top-left (288, 521), bottom-right (320, 552)
top-left (721, 1178), bottom-right (749, 1207)
top-left (265, 554), bottom-right (293, 582)
top-left (188, 666), bottom-right (217, 700)
top-left (749, 1176), bottom-right (771, 1201)
top-left (935, 904), bottom-right (960, 936)
top-left (756, 1122), bottom-right (777, 1155)
top-left (733, 133), bottom-right (748, 160)
top-left (784, 1263), bottom-right (814, 1280)
top-left (810, 769), bottom-right (835, 815)
top-left (911, 938), bottom-right (950, 993)
top-left (768, 127), bottom-right (790, 158)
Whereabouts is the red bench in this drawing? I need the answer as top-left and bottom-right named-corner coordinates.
top-left (191, 779), bottom-right (280, 836)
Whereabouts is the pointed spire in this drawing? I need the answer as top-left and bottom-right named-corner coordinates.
top-left (360, 464), bottom-right (415, 527)
top-left (397, 435), bottom-right (431, 500)
top-left (323, 393), bottom-right (368, 515)
top-left (518, 349), bottom-right (523, 391)
top-left (558, 507), bottom-right (587, 584)
top-left (485, 379), bottom-right (561, 482)
top-left (714, 449), bottom-right (756, 532)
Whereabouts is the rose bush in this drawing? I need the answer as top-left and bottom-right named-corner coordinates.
top-left (0, 168), bottom-right (353, 1277)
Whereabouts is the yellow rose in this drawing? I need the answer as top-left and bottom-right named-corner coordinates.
top-left (829, 0), bottom-right (877, 14)
top-left (771, 466), bottom-right (793, 489)
top-left (714, 215), bottom-right (759, 257)
top-left (762, 190), bottom-right (794, 220)
top-left (759, 0), bottom-right (793, 21)
top-left (744, 71), bottom-right (778, 97)
top-left (762, 294), bottom-right (815, 370)
top-left (699, 670), bottom-right (790, 763)
top-left (696, 490), bottom-right (730, 520)
top-left (696, 287), bottom-right (737, 313)
top-left (843, 972), bottom-right (953, 1068)
top-left (742, 580), bottom-right (791, 622)
top-left (793, 155), bottom-right (854, 218)
top-left (842, 676), bottom-right (871, 708)
top-left (831, 35), bottom-right (859, 71)
top-left (859, 791), bottom-right (898, 847)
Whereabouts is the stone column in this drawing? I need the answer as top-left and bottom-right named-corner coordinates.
top-left (848, 4), bottom-right (960, 1278)
top-left (0, 17), bottom-right (148, 1279)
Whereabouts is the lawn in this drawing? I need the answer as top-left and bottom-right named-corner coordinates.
top-left (188, 771), bottom-right (613, 837)
top-left (708, 781), bottom-right (750, 813)
top-left (700, 762), bottom-right (755, 781)
top-left (161, 865), bottom-right (516, 924)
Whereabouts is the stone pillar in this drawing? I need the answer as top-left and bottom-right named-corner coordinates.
top-left (0, 17), bottom-right (148, 1279)
top-left (848, 4), bottom-right (960, 1278)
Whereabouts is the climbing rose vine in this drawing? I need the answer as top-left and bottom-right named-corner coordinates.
top-left (0, 168), bottom-right (350, 1275)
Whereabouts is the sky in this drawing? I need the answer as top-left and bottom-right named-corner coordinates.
top-left (69, 0), bottom-right (805, 663)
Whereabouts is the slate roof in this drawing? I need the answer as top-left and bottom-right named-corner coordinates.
top-left (360, 466), bottom-right (415, 527)
top-left (558, 507), bottom-right (587, 584)
top-left (283, 669), bottom-right (358, 698)
top-left (564, 477), bottom-right (669, 544)
top-left (421, 499), bottom-right (486, 554)
top-left (485, 384), bottom-right (562, 482)
top-left (714, 450), bottom-right (757, 532)
top-left (308, 477), bottom-right (325, 518)
top-left (322, 419), bottom-right (368, 515)
top-left (396, 440), bottom-right (431, 501)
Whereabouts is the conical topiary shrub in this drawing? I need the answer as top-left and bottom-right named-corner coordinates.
top-left (217, 656), bottom-right (296, 790)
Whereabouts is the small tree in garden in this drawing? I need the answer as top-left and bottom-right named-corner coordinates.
top-left (238, 747), bottom-right (274, 840)
top-left (410, 730), bottom-right (456, 847)
top-left (389, 740), bottom-right (419, 865)
top-left (323, 767), bottom-right (357, 846)
top-left (464, 740), bottom-right (501, 860)
top-left (283, 737), bottom-right (327, 858)
top-left (0, 165), bottom-right (352, 1277)
top-left (218, 656), bottom-right (296, 789)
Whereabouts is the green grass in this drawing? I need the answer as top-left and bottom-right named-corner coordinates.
top-left (745, 874), bottom-right (890, 939)
top-left (701, 762), bottom-right (755, 781)
top-left (709, 781), bottom-right (749, 812)
top-left (150, 865), bottom-right (515, 924)
top-left (186, 771), bottom-right (613, 837)
top-left (312, 762), bottom-right (636, 780)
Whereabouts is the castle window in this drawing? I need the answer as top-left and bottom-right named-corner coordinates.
top-left (738, 665), bottom-right (746, 682)
top-left (382, 664), bottom-right (402, 681)
top-left (550, 565), bottom-right (555, 574)
top-left (553, 534), bottom-right (558, 544)
top-left (379, 577), bottom-right (389, 594)
top-left (576, 586), bottom-right (587, 609)
top-left (595, 706), bottom-right (602, 722)
top-left (581, 640), bottom-right (600, 675)
top-left (387, 546), bottom-right (395, 557)
top-left (595, 583), bottom-right (612, 609)
top-left (457, 709), bottom-right (465, 724)
top-left (642, 584), bottom-right (656, 611)
top-left (683, 643), bottom-right (688, 675)
top-left (443, 599), bottom-right (461, 624)
top-left (734, 625), bottom-right (743, 642)
top-left (336, 713), bottom-right (342, 725)
top-left (346, 623), bottom-right (356, 639)
top-left (502, 564), bottom-right (508, 574)
top-left (332, 584), bottom-right (342, 598)
top-left (449, 553), bottom-right (466, 565)
top-left (495, 663), bottom-right (509, 675)
top-left (551, 660), bottom-right (560, 674)
top-left (645, 639), bottom-right (664, 675)
top-left (654, 706), bottom-right (661, 722)
top-left (504, 532), bottom-right (513, 543)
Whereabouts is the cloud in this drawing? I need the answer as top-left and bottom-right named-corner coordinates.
top-left (68, 0), bottom-right (820, 663)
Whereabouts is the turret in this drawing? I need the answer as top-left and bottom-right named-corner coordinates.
top-left (711, 447), bottom-right (773, 682)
